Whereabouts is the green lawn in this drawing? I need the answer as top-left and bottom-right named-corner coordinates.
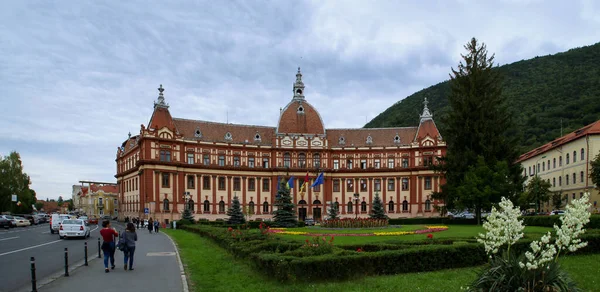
top-left (165, 228), bottom-right (599, 292)
top-left (275, 225), bottom-right (552, 245)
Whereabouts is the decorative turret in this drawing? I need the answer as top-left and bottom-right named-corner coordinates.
top-left (154, 84), bottom-right (169, 109)
top-left (419, 97), bottom-right (433, 123)
top-left (293, 67), bottom-right (305, 100)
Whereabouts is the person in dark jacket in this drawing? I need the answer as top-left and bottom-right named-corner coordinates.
top-left (154, 219), bottom-right (160, 233)
top-left (147, 218), bottom-right (153, 234)
top-left (121, 222), bottom-right (138, 270)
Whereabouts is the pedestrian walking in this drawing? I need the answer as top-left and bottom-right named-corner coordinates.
top-left (120, 222), bottom-right (138, 271)
top-left (148, 218), bottom-right (153, 234)
top-left (100, 220), bottom-right (118, 273)
top-left (154, 219), bottom-right (160, 233)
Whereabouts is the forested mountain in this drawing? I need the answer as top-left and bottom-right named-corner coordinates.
top-left (365, 42), bottom-right (600, 153)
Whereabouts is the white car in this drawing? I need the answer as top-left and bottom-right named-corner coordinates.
top-left (14, 217), bottom-right (31, 227)
top-left (59, 219), bottom-right (90, 239)
top-left (50, 214), bottom-right (72, 234)
top-left (78, 216), bottom-right (89, 225)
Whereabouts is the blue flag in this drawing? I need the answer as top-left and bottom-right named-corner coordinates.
top-left (277, 176), bottom-right (281, 190)
top-left (287, 176), bottom-right (295, 189)
top-left (311, 172), bottom-right (324, 188)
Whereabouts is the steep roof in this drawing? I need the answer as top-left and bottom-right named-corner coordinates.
top-left (277, 100), bottom-right (325, 135)
top-left (517, 119), bottom-right (600, 162)
top-left (174, 118), bottom-right (276, 146)
top-left (414, 119), bottom-right (441, 141)
top-left (327, 127), bottom-right (417, 147)
top-left (90, 184), bottom-right (118, 194)
top-left (148, 107), bottom-right (178, 132)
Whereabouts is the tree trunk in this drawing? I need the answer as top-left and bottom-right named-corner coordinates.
top-left (476, 202), bottom-right (481, 225)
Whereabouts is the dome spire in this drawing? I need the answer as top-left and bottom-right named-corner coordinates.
top-left (420, 97), bottom-right (433, 122)
top-left (154, 84), bottom-right (169, 109)
top-left (293, 67), bottom-right (305, 100)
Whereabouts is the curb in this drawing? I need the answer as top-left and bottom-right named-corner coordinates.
top-left (163, 230), bottom-right (190, 292)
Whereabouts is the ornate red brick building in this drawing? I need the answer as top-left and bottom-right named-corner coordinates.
top-left (116, 69), bottom-right (446, 223)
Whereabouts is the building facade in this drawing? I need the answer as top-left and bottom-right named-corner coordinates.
top-left (116, 69), bottom-right (446, 224)
top-left (517, 120), bottom-right (600, 212)
top-left (75, 182), bottom-right (119, 217)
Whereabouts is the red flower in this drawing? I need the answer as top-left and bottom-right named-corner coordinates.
top-left (356, 248), bottom-right (363, 252)
top-left (427, 233), bottom-right (433, 239)
top-left (228, 227), bottom-right (233, 232)
top-left (305, 239), bottom-right (309, 244)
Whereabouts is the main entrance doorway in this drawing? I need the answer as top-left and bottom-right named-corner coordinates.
top-left (298, 200), bottom-right (307, 221)
top-left (313, 200), bottom-right (322, 222)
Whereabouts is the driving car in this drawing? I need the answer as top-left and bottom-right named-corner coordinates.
top-left (58, 219), bottom-right (90, 239)
top-left (88, 216), bottom-right (99, 225)
top-left (78, 216), bottom-right (89, 225)
top-left (50, 214), bottom-right (72, 234)
top-left (14, 216), bottom-right (31, 227)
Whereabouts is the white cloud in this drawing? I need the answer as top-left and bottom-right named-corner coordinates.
top-left (1, 0), bottom-right (599, 199)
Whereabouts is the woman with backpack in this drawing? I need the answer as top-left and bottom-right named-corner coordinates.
top-left (119, 222), bottom-right (138, 270)
top-left (153, 219), bottom-right (160, 233)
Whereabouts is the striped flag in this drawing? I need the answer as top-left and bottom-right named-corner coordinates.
top-left (299, 172), bottom-right (309, 193)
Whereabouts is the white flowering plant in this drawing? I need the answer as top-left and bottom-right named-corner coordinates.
top-left (470, 192), bottom-right (591, 291)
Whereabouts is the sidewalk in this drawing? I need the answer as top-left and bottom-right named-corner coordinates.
top-left (39, 227), bottom-right (184, 292)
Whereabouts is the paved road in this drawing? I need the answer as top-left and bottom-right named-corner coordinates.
top-left (0, 221), bottom-right (125, 292)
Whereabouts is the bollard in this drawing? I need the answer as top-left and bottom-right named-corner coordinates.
top-left (64, 248), bottom-right (69, 277)
top-left (97, 238), bottom-right (101, 258)
top-left (84, 242), bottom-right (88, 266)
top-left (30, 257), bottom-right (37, 292)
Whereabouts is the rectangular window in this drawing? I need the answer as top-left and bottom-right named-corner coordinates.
top-left (333, 179), bottom-right (340, 192)
top-left (553, 158), bottom-right (556, 169)
top-left (347, 179), bottom-right (354, 192)
top-left (374, 159), bottom-right (380, 169)
top-left (248, 157), bottom-right (255, 168)
top-left (284, 154), bottom-right (291, 168)
top-left (218, 177), bottom-right (226, 190)
top-left (559, 156), bottom-right (562, 167)
top-left (203, 176), bottom-right (210, 190)
top-left (233, 156), bottom-right (240, 167)
top-left (203, 154), bottom-right (210, 165)
top-left (333, 160), bottom-right (339, 170)
top-left (313, 154), bottom-right (321, 168)
top-left (573, 173), bottom-right (576, 184)
top-left (233, 178), bottom-right (241, 191)
top-left (559, 176), bottom-right (562, 186)
top-left (542, 161), bottom-right (545, 171)
top-left (187, 175), bottom-right (195, 189)
top-left (262, 179), bottom-right (270, 191)
top-left (566, 175), bottom-right (569, 186)
top-left (347, 159), bottom-right (353, 169)
top-left (424, 177), bottom-right (432, 190)
top-left (423, 156), bottom-right (433, 167)
top-left (360, 179), bottom-right (367, 192)
top-left (298, 155), bottom-right (306, 168)
top-left (218, 155), bottom-right (225, 166)
top-left (187, 153), bottom-right (194, 164)
top-left (553, 177), bottom-right (556, 187)
top-left (581, 171), bottom-right (584, 184)
top-left (388, 159), bottom-right (394, 168)
top-left (314, 184), bottom-right (321, 192)
top-left (162, 173), bottom-right (169, 187)
top-left (360, 160), bottom-right (367, 169)
top-left (402, 158), bottom-right (409, 168)
top-left (388, 179), bottom-right (395, 191)
top-left (160, 150), bottom-right (171, 162)
top-left (248, 178), bottom-right (255, 191)
top-left (262, 158), bottom-right (269, 168)
top-left (374, 179), bottom-right (381, 192)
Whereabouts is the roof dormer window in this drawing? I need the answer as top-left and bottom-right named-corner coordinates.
top-left (366, 135), bottom-right (373, 144)
top-left (224, 132), bottom-right (232, 141)
top-left (394, 134), bottom-right (401, 144)
top-left (194, 128), bottom-right (202, 138)
top-left (297, 105), bottom-right (304, 114)
top-left (254, 132), bottom-right (261, 142)
top-left (339, 136), bottom-right (346, 145)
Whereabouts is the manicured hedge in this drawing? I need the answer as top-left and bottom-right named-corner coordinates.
top-left (191, 220), bottom-right (304, 228)
top-left (388, 217), bottom-right (478, 225)
top-left (521, 215), bottom-right (600, 229)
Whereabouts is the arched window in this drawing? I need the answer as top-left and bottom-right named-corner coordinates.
top-left (573, 151), bottom-right (577, 162)
top-left (313, 153), bottom-right (321, 168)
top-left (203, 200), bottom-right (210, 212)
top-left (402, 200), bottom-right (408, 211)
top-left (298, 153), bottom-right (306, 168)
top-left (283, 153), bottom-right (291, 168)
top-left (361, 201), bottom-right (367, 212)
top-left (160, 150), bottom-right (171, 162)
top-left (334, 201), bottom-right (339, 211)
top-left (248, 201), bottom-right (255, 215)
top-left (187, 199), bottom-right (194, 212)
top-left (425, 199), bottom-right (431, 211)
top-left (219, 200), bottom-right (225, 213)
top-left (347, 201), bottom-right (353, 213)
top-left (581, 148), bottom-right (585, 160)
top-left (262, 201), bottom-right (269, 213)
top-left (298, 200), bottom-right (307, 205)
top-left (313, 199), bottom-right (322, 205)
top-left (163, 199), bottom-right (170, 211)
top-left (388, 200), bottom-right (395, 212)
top-left (566, 153), bottom-right (570, 164)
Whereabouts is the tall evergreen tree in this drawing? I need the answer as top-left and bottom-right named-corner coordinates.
top-left (433, 38), bottom-right (525, 224)
top-left (182, 206), bottom-right (195, 222)
top-left (327, 201), bottom-right (339, 220)
top-left (226, 196), bottom-right (245, 225)
top-left (369, 193), bottom-right (387, 219)
top-left (273, 180), bottom-right (297, 227)
top-left (551, 192), bottom-right (563, 211)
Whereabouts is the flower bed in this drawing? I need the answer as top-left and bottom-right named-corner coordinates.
top-left (270, 226), bottom-right (449, 237)
top-left (321, 218), bottom-right (388, 228)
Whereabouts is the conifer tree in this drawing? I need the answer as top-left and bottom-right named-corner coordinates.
top-left (327, 201), bottom-right (339, 220)
top-left (370, 193), bottom-right (387, 219)
top-left (182, 207), bottom-right (195, 223)
top-left (433, 38), bottom-right (524, 224)
top-left (226, 196), bottom-right (245, 225)
top-left (273, 180), bottom-right (297, 227)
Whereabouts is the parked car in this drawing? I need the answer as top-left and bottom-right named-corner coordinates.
top-left (550, 210), bottom-right (565, 216)
top-left (0, 217), bottom-right (10, 229)
top-left (102, 215), bottom-right (110, 220)
top-left (59, 219), bottom-right (90, 239)
top-left (305, 218), bottom-right (315, 226)
top-left (49, 214), bottom-right (72, 234)
top-left (14, 216), bottom-right (31, 227)
top-left (16, 214), bottom-right (39, 225)
top-left (0, 215), bottom-right (17, 228)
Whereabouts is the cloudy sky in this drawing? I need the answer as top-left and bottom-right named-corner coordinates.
top-left (1, 1), bottom-right (599, 200)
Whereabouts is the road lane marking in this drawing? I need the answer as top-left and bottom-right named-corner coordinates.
top-left (0, 236), bottom-right (19, 241)
top-left (0, 240), bottom-right (63, 257)
top-left (41, 231), bottom-right (50, 234)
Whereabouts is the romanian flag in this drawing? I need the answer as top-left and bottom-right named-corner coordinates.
top-left (299, 172), bottom-right (309, 193)
top-left (286, 176), bottom-right (295, 189)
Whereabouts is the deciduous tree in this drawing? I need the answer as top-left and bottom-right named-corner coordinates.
top-left (520, 175), bottom-right (552, 213)
top-left (0, 152), bottom-right (36, 213)
top-left (591, 153), bottom-right (600, 189)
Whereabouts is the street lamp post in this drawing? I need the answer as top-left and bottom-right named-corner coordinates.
top-left (353, 193), bottom-right (360, 219)
top-left (182, 192), bottom-right (191, 211)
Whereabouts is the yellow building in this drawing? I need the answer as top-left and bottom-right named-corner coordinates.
top-left (76, 182), bottom-right (119, 217)
top-left (517, 120), bottom-right (600, 212)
